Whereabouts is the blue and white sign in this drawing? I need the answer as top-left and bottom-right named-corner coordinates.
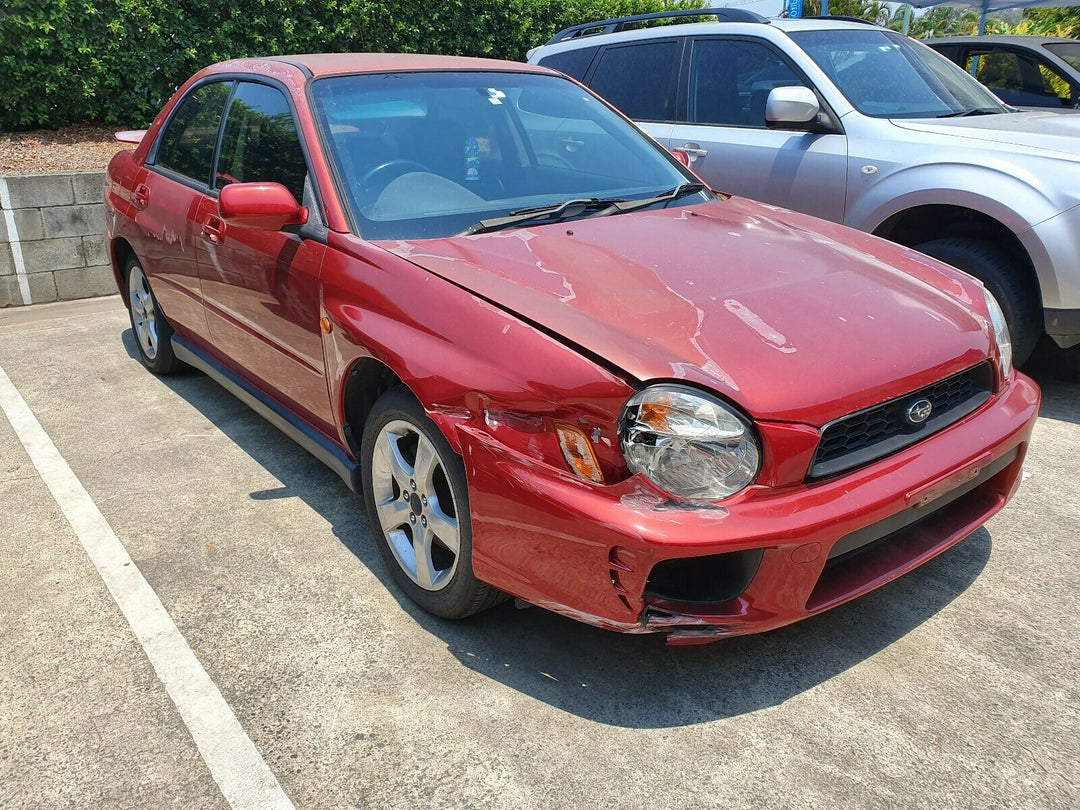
top-left (785, 0), bottom-right (804, 18)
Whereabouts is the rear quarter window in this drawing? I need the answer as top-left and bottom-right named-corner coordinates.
top-left (537, 46), bottom-right (599, 81)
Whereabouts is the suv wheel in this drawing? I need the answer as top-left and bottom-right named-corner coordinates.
top-left (914, 237), bottom-right (1042, 366)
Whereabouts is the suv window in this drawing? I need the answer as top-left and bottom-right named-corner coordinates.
top-left (689, 39), bottom-right (803, 128)
top-left (537, 46), bottom-right (599, 81)
top-left (216, 82), bottom-right (308, 201)
top-left (156, 82), bottom-right (232, 185)
top-left (588, 41), bottom-right (680, 121)
top-left (965, 49), bottom-right (1073, 107)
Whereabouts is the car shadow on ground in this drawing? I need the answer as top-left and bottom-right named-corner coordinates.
top-left (125, 330), bottom-right (1001, 729)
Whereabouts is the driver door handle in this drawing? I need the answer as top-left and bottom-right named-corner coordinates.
top-left (680, 145), bottom-right (709, 158)
top-left (201, 215), bottom-right (225, 245)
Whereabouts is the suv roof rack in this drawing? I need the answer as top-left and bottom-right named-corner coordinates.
top-left (801, 15), bottom-right (878, 25)
top-left (545, 7), bottom-right (768, 45)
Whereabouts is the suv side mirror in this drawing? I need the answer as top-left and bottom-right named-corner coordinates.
top-left (219, 182), bottom-right (308, 230)
top-left (765, 86), bottom-right (820, 129)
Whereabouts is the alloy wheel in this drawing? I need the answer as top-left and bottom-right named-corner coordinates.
top-left (128, 264), bottom-right (159, 360)
top-left (369, 419), bottom-right (461, 591)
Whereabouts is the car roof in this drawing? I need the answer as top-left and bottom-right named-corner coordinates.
top-left (209, 52), bottom-right (555, 78)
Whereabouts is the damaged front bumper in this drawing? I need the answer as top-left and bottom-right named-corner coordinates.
top-left (458, 373), bottom-right (1040, 644)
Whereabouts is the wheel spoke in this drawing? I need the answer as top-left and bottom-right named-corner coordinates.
top-left (375, 497), bottom-right (411, 531)
top-left (425, 505), bottom-right (459, 555)
top-left (385, 431), bottom-right (415, 487)
top-left (413, 438), bottom-right (437, 492)
top-left (412, 526), bottom-right (436, 589)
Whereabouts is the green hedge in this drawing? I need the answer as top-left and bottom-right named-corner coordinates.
top-left (0, 0), bottom-right (695, 130)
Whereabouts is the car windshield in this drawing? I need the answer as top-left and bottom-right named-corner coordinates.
top-left (791, 29), bottom-right (1008, 118)
top-left (1045, 41), bottom-right (1080, 73)
top-left (309, 71), bottom-right (705, 240)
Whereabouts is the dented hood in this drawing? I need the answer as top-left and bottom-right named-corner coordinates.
top-left (379, 198), bottom-right (993, 425)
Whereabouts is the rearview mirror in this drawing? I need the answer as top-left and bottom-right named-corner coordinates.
top-left (765, 86), bottom-right (820, 128)
top-left (219, 182), bottom-right (308, 230)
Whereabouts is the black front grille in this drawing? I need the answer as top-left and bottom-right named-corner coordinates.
top-left (809, 362), bottom-right (994, 480)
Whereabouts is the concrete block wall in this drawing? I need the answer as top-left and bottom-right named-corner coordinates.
top-left (0, 171), bottom-right (117, 307)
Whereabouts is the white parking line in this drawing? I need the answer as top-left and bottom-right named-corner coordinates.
top-left (0, 179), bottom-right (33, 305)
top-left (0, 362), bottom-right (296, 810)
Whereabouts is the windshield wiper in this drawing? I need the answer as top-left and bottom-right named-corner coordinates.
top-left (936, 108), bottom-right (1000, 118)
top-left (588, 182), bottom-right (707, 217)
top-left (463, 197), bottom-right (622, 235)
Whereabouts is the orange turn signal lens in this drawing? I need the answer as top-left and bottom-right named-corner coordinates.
top-left (556, 425), bottom-right (604, 484)
top-left (638, 402), bottom-right (672, 431)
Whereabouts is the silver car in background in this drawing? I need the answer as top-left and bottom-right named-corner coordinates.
top-left (528, 11), bottom-right (1080, 364)
top-left (927, 35), bottom-right (1080, 111)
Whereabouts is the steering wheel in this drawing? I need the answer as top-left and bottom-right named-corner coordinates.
top-left (359, 159), bottom-right (432, 188)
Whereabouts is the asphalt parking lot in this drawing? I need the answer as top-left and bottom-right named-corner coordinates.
top-left (1, 296), bottom-right (1077, 810)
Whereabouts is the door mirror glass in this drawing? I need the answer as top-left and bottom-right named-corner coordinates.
top-left (765, 86), bottom-right (820, 126)
top-left (219, 182), bottom-right (307, 230)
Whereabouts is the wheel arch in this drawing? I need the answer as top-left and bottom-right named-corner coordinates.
top-left (110, 237), bottom-right (136, 303)
top-left (340, 356), bottom-right (408, 456)
top-left (872, 203), bottom-right (1043, 305)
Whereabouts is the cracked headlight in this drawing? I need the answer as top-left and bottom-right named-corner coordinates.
top-left (983, 288), bottom-right (1013, 378)
top-left (620, 385), bottom-right (760, 501)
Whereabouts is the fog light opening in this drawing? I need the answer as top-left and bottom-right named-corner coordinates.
top-left (645, 549), bottom-right (763, 604)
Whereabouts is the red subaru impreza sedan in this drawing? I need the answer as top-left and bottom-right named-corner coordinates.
top-left (105, 54), bottom-right (1039, 644)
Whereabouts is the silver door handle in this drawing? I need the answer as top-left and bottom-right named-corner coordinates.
top-left (680, 146), bottom-right (709, 158)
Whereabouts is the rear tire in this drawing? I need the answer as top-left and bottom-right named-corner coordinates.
top-left (360, 386), bottom-right (503, 619)
top-left (125, 255), bottom-right (181, 374)
top-left (914, 237), bottom-right (1041, 366)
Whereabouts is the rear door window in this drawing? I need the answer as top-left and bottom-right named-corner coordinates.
top-left (215, 82), bottom-right (308, 202)
top-left (155, 82), bottom-right (232, 186)
top-left (588, 40), bottom-right (681, 121)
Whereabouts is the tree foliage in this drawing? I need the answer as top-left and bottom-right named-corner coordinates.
top-left (0, 0), bottom-right (696, 130)
top-left (797, 0), bottom-right (893, 27)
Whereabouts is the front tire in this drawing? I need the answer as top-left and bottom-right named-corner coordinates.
top-left (126, 255), bottom-right (181, 374)
top-left (360, 386), bottom-right (502, 619)
top-left (914, 237), bottom-right (1042, 366)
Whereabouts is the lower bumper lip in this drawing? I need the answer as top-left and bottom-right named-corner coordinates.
top-left (460, 373), bottom-right (1041, 642)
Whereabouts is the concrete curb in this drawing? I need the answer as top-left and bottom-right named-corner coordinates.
top-left (0, 171), bottom-right (114, 308)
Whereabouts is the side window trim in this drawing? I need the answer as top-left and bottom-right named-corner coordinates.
top-left (681, 35), bottom-right (842, 133)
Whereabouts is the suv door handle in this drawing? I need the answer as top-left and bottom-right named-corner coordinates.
top-left (134, 183), bottom-right (150, 209)
top-left (201, 215), bottom-right (225, 245)
top-left (679, 145), bottom-right (709, 158)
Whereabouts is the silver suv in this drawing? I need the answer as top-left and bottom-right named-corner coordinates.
top-left (527, 10), bottom-right (1080, 364)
